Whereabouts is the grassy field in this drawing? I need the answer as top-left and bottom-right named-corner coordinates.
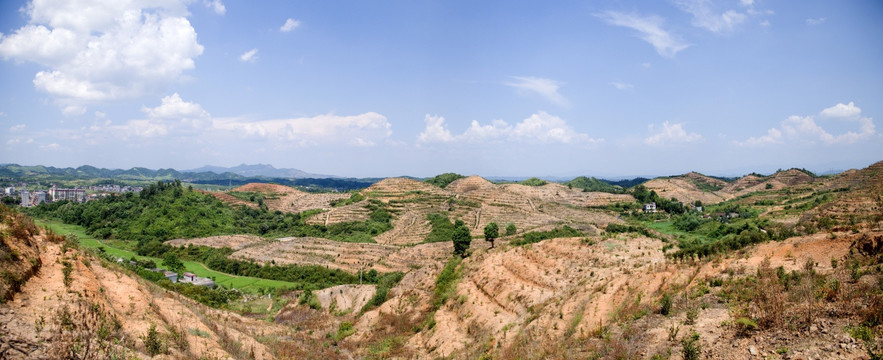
top-left (37, 220), bottom-right (297, 293)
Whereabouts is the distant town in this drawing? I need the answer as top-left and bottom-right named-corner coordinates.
top-left (4, 183), bottom-right (144, 207)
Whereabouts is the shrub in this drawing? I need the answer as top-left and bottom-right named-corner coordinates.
top-left (660, 293), bottom-right (673, 316)
top-left (143, 323), bottom-right (164, 356)
top-left (505, 223), bottom-right (516, 236)
top-left (681, 330), bottom-right (701, 360)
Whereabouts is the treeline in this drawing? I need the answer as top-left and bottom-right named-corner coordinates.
top-left (138, 242), bottom-right (403, 293)
top-left (25, 180), bottom-right (392, 246)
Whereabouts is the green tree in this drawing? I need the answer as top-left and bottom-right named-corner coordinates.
top-left (484, 222), bottom-right (499, 249)
top-left (452, 220), bottom-right (471, 258)
top-left (162, 253), bottom-right (184, 273)
top-left (505, 223), bottom-right (517, 236)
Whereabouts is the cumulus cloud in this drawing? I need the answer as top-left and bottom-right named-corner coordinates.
top-left (505, 76), bottom-right (569, 107)
top-left (9, 124), bottom-right (26, 132)
top-left (737, 102), bottom-right (876, 146)
top-left (212, 113), bottom-right (392, 147)
top-left (418, 112), bottom-right (599, 145)
top-left (673, 0), bottom-right (747, 33)
top-left (204, 0), bottom-right (226, 15)
top-left (280, 18), bottom-right (301, 32)
top-left (417, 115), bottom-right (455, 143)
top-left (820, 101), bottom-right (860, 118)
top-left (644, 121), bottom-right (702, 145)
top-left (0, 0), bottom-right (204, 105)
top-left (596, 11), bottom-right (689, 57)
top-left (142, 93), bottom-right (210, 120)
top-left (239, 49), bottom-right (259, 63)
top-left (739, 128), bottom-right (783, 146)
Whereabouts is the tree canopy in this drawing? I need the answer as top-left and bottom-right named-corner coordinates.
top-left (452, 219), bottom-right (472, 257)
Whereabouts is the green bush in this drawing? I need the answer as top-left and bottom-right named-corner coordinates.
top-left (511, 226), bottom-right (582, 246)
top-left (681, 330), bottom-right (701, 360)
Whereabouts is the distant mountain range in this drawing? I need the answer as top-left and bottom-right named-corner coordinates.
top-left (184, 164), bottom-right (335, 179)
top-left (0, 163), bottom-right (336, 182)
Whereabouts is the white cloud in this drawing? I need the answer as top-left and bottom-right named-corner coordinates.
top-left (62, 104), bottom-right (86, 116)
top-left (739, 0), bottom-right (754, 6)
top-left (505, 76), bottom-right (569, 107)
top-left (40, 143), bottom-right (62, 151)
top-left (417, 114), bottom-right (455, 143)
top-left (114, 119), bottom-right (169, 138)
top-left (142, 93), bottom-right (209, 120)
top-left (9, 124), bottom-right (26, 132)
top-left (6, 138), bottom-right (35, 145)
top-left (460, 119), bottom-right (511, 142)
top-left (240, 49), bottom-right (259, 63)
top-left (820, 102), bottom-right (860, 118)
top-left (644, 121), bottom-right (702, 145)
top-left (0, 0), bottom-right (204, 105)
top-left (418, 112), bottom-right (599, 145)
top-left (738, 102), bottom-right (876, 146)
top-left (610, 81), bottom-right (633, 90)
top-left (280, 18), bottom-right (301, 32)
top-left (204, 0), bottom-right (226, 15)
top-left (738, 128), bottom-right (782, 146)
top-left (673, 0), bottom-right (747, 33)
top-left (596, 11), bottom-right (690, 58)
top-left (212, 113), bottom-right (392, 147)
top-left (806, 18), bottom-right (825, 26)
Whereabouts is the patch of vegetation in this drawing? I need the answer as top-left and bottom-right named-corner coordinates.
top-left (26, 180), bottom-right (392, 244)
top-left (505, 223), bottom-right (517, 236)
top-left (519, 177), bottom-right (548, 186)
top-left (691, 179), bottom-right (724, 192)
top-left (424, 213), bottom-right (456, 243)
top-left (361, 271), bottom-right (406, 313)
top-left (511, 226), bottom-right (582, 246)
top-left (432, 256), bottom-right (462, 310)
top-left (330, 191), bottom-right (365, 207)
top-left (424, 173), bottom-right (466, 188)
top-left (565, 176), bottom-right (625, 194)
top-left (681, 330), bottom-right (701, 360)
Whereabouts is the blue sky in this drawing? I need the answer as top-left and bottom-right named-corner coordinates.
top-left (1, 0), bottom-right (881, 178)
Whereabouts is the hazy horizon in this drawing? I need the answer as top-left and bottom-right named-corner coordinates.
top-left (2, 1), bottom-right (881, 178)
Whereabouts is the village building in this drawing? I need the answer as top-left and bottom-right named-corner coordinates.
top-left (643, 202), bottom-right (657, 213)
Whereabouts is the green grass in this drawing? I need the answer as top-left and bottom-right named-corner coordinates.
top-left (37, 220), bottom-right (297, 293)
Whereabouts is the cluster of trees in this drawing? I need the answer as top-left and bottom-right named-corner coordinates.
top-left (424, 173), bottom-right (466, 188)
top-left (519, 177), bottom-right (548, 186)
top-left (631, 185), bottom-right (687, 214)
top-left (565, 176), bottom-right (625, 194)
top-left (26, 181), bottom-right (392, 245)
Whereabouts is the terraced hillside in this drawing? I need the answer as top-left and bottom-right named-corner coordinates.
top-left (644, 168), bottom-right (821, 205)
